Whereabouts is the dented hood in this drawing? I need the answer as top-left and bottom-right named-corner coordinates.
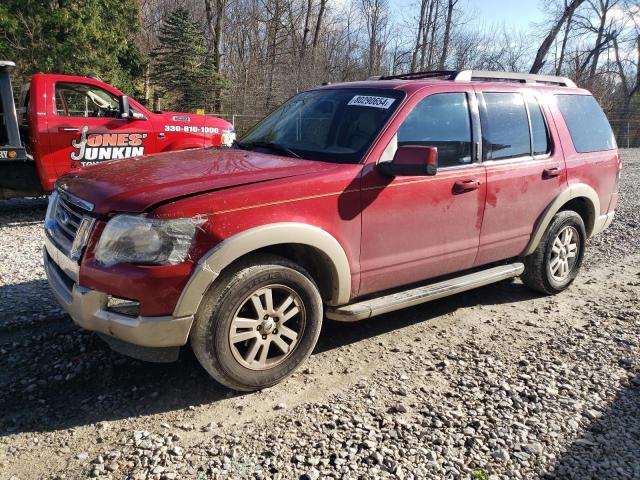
top-left (57, 148), bottom-right (332, 214)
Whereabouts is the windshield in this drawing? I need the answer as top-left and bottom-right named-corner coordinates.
top-left (240, 88), bottom-right (405, 163)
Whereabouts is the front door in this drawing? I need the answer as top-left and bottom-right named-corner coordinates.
top-left (359, 89), bottom-right (486, 296)
top-left (45, 80), bottom-right (156, 177)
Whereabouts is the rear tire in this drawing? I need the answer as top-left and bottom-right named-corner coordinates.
top-left (190, 254), bottom-right (323, 391)
top-left (521, 211), bottom-right (586, 295)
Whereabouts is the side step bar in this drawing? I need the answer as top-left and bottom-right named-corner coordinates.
top-left (326, 263), bottom-right (524, 322)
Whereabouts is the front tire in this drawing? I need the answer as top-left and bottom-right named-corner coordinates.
top-left (521, 210), bottom-right (586, 294)
top-left (190, 254), bottom-right (323, 391)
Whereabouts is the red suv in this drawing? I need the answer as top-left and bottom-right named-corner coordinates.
top-left (44, 70), bottom-right (620, 391)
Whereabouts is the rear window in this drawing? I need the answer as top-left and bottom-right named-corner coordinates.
top-left (481, 92), bottom-right (531, 160)
top-left (556, 94), bottom-right (616, 153)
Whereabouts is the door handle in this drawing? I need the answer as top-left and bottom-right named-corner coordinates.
top-left (158, 133), bottom-right (166, 139)
top-left (543, 167), bottom-right (562, 179)
top-left (453, 179), bottom-right (481, 193)
top-left (58, 127), bottom-right (80, 133)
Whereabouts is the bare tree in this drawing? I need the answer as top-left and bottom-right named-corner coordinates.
top-left (530, 0), bottom-right (587, 73)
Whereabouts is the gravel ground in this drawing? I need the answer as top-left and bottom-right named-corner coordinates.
top-left (0, 150), bottom-right (639, 480)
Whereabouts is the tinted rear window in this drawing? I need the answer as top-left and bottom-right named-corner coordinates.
top-left (482, 92), bottom-right (531, 160)
top-left (527, 97), bottom-right (550, 155)
top-left (556, 94), bottom-right (616, 153)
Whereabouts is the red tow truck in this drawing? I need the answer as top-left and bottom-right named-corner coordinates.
top-left (0, 61), bottom-right (235, 199)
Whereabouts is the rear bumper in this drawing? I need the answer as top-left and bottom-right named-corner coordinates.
top-left (44, 236), bottom-right (193, 348)
top-left (591, 211), bottom-right (615, 237)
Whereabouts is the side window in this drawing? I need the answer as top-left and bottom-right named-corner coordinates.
top-left (555, 94), bottom-right (616, 153)
top-left (526, 96), bottom-right (550, 155)
top-left (396, 93), bottom-right (472, 168)
top-left (481, 92), bottom-right (530, 160)
top-left (55, 82), bottom-right (120, 118)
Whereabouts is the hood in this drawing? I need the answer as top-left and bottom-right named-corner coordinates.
top-left (57, 148), bottom-right (337, 214)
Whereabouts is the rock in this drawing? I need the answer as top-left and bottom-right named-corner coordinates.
top-left (492, 449), bottom-right (510, 462)
top-left (302, 468), bottom-right (320, 480)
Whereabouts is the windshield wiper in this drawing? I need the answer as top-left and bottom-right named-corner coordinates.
top-left (246, 141), bottom-right (300, 158)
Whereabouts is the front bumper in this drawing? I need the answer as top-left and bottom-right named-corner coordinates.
top-left (44, 235), bottom-right (193, 348)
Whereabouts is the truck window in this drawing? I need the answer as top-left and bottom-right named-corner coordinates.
top-left (481, 92), bottom-right (531, 160)
top-left (55, 82), bottom-right (120, 118)
top-left (240, 88), bottom-right (405, 164)
top-left (0, 93), bottom-right (7, 145)
top-left (396, 93), bottom-right (472, 168)
top-left (526, 97), bottom-right (550, 156)
top-left (555, 94), bottom-right (616, 153)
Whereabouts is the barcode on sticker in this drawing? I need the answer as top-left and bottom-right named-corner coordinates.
top-left (348, 95), bottom-right (395, 109)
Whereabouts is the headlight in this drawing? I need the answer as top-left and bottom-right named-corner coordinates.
top-left (221, 127), bottom-right (236, 147)
top-left (94, 215), bottom-right (197, 267)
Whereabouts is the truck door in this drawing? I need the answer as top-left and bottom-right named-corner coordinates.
top-left (44, 80), bottom-right (157, 177)
top-left (359, 88), bottom-right (486, 295)
top-left (473, 88), bottom-right (567, 266)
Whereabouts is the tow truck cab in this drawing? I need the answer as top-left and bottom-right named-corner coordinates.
top-left (0, 63), bottom-right (235, 199)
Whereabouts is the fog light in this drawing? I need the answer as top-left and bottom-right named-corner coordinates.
top-left (7, 150), bottom-right (16, 159)
top-left (106, 296), bottom-right (140, 317)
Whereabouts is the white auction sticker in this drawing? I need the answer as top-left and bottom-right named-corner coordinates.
top-left (348, 95), bottom-right (395, 109)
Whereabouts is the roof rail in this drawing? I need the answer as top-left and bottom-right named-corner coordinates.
top-left (378, 70), bottom-right (457, 81)
top-left (453, 70), bottom-right (576, 88)
top-left (373, 69), bottom-right (576, 88)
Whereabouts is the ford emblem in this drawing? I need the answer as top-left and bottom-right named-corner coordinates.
top-left (59, 209), bottom-right (70, 225)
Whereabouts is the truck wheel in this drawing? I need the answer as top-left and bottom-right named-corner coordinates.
top-left (191, 254), bottom-right (323, 391)
top-left (521, 210), bottom-right (586, 295)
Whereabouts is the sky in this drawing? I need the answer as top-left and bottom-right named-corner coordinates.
top-left (470, 0), bottom-right (545, 30)
top-left (389, 0), bottom-right (547, 32)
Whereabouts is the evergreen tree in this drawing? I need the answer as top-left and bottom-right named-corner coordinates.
top-left (151, 8), bottom-right (226, 112)
top-left (0, 0), bottom-right (144, 95)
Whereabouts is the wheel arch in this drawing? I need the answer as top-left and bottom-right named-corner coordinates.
top-left (523, 184), bottom-right (600, 256)
top-left (172, 223), bottom-right (352, 318)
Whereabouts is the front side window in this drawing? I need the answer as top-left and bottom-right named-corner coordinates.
top-left (395, 92), bottom-right (473, 168)
top-left (481, 92), bottom-right (530, 160)
top-left (556, 94), bottom-right (616, 153)
top-left (55, 82), bottom-right (120, 118)
top-left (240, 88), bottom-right (405, 163)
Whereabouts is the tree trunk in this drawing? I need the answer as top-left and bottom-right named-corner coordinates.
top-left (438, 0), bottom-right (454, 69)
top-left (555, 1), bottom-right (573, 75)
top-left (213, 0), bottom-right (226, 72)
top-left (530, 0), bottom-right (586, 74)
top-left (426, 0), bottom-right (440, 69)
top-left (420, 0), bottom-right (434, 69)
top-left (589, 0), bottom-right (609, 79)
top-left (411, 0), bottom-right (428, 71)
top-left (311, 0), bottom-right (327, 55)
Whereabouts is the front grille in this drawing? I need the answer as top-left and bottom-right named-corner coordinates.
top-left (55, 194), bottom-right (85, 243)
top-left (45, 189), bottom-right (95, 260)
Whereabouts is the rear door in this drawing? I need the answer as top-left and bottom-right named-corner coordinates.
top-left (474, 87), bottom-right (567, 266)
top-left (44, 80), bottom-right (156, 177)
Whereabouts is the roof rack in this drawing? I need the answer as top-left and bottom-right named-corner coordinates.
top-left (374, 69), bottom-right (576, 88)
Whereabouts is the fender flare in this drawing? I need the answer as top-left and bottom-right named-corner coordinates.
top-left (172, 222), bottom-right (352, 318)
top-left (523, 183), bottom-right (600, 256)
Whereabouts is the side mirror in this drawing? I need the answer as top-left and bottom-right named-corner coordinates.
top-left (119, 95), bottom-right (131, 119)
top-left (378, 145), bottom-right (438, 177)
